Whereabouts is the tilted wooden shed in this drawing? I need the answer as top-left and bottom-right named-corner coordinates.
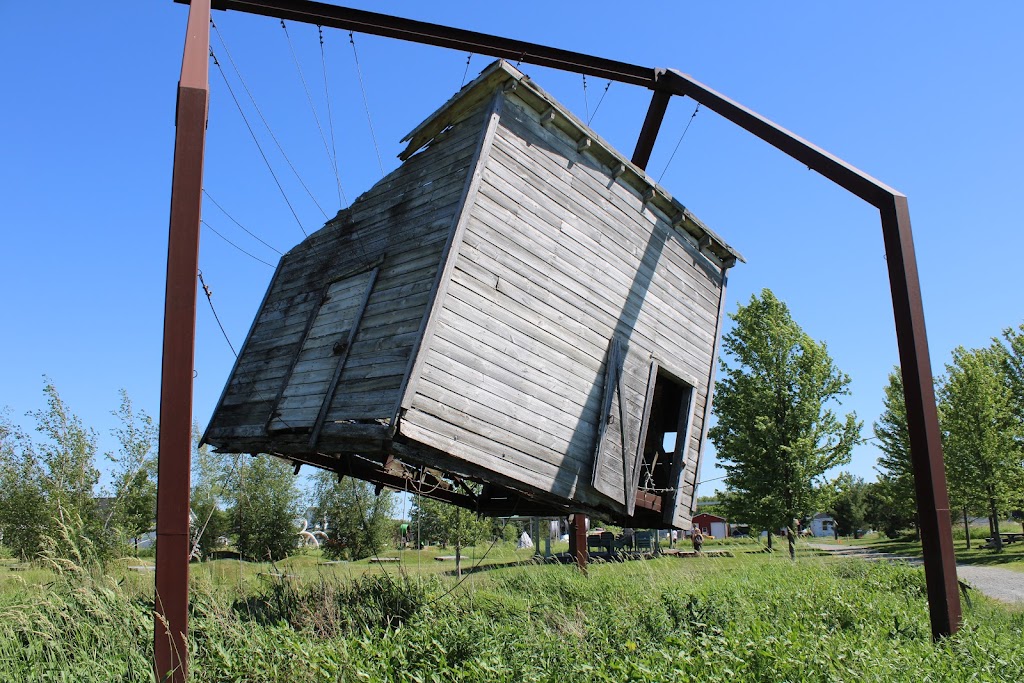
top-left (204, 60), bottom-right (742, 529)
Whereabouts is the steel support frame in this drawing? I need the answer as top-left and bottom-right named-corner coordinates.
top-left (167, 0), bottom-right (960, 639)
top-left (157, 2), bottom-right (210, 682)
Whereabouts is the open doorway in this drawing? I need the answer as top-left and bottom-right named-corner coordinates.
top-left (632, 363), bottom-right (695, 526)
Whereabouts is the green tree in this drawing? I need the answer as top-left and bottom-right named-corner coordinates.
top-left (190, 428), bottom-right (233, 559)
top-left (864, 479), bottom-right (914, 539)
top-left (30, 379), bottom-right (112, 560)
top-left (410, 496), bottom-right (492, 576)
top-left (709, 289), bottom-right (860, 557)
top-left (0, 412), bottom-right (47, 559)
top-left (872, 368), bottom-right (920, 538)
top-left (311, 470), bottom-right (395, 561)
top-left (410, 497), bottom-right (491, 548)
top-left (829, 474), bottom-right (868, 539)
top-left (105, 390), bottom-right (157, 551)
top-left (229, 455), bottom-right (301, 561)
top-left (994, 324), bottom-right (1024, 531)
top-left (939, 346), bottom-right (1021, 551)
top-left (995, 323), bottom-right (1024, 416)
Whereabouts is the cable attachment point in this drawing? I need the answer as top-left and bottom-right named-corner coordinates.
top-left (198, 270), bottom-right (213, 300)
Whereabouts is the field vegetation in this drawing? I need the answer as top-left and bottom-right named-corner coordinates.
top-left (2, 537), bottom-right (1023, 682)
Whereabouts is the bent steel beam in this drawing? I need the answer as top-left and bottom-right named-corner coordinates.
top-left (170, 0), bottom-right (960, 639)
top-left (157, 2), bottom-right (210, 682)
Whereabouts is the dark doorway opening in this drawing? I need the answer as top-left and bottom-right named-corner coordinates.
top-left (632, 364), bottom-right (694, 526)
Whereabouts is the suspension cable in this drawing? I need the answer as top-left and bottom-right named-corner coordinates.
top-left (280, 20), bottom-right (344, 208)
top-left (318, 25), bottom-right (347, 207)
top-left (211, 21), bottom-right (328, 222)
top-left (348, 32), bottom-right (385, 177)
top-left (203, 189), bottom-right (283, 255)
top-left (582, 74), bottom-right (590, 124)
top-left (460, 52), bottom-right (473, 88)
top-left (198, 270), bottom-right (239, 357)
top-left (202, 220), bottom-right (276, 268)
top-left (209, 46), bottom-right (311, 237)
top-left (588, 80), bottom-right (612, 125)
top-left (658, 103), bottom-right (701, 183)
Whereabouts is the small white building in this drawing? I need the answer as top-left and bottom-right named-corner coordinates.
top-left (809, 513), bottom-right (836, 537)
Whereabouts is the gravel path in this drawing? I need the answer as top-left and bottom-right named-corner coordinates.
top-left (805, 543), bottom-right (1024, 605)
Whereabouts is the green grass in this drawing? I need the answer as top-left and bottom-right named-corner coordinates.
top-left (2, 546), bottom-right (1023, 681)
top-left (838, 530), bottom-right (1024, 572)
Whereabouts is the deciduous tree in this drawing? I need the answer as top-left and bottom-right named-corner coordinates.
top-left (311, 470), bottom-right (394, 561)
top-left (229, 455), bottom-right (301, 561)
top-left (709, 289), bottom-right (860, 557)
top-left (190, 428), bottom-right (233, 559)
top-left (939, 346), bottom-right (1021, 551)
top-left (829, 474), bottom-right (868, 539)
top-left (994, 324), bottom-right (1024, 530)
top-left (872, 368), bottom-right (920, 538)
top-left (30, 379), bottom-right (112, 560)
top-left (0, 412), bottom-right (46, 560)
top-left (106, 390), bottom-right (157, 550)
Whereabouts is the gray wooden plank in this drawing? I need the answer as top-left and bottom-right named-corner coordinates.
top-left (483, 142), bottom-right (721, 332)
top-left (397, 92), bottom-right (505, 416)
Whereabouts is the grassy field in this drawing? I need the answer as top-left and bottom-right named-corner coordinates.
top-left (811, 529), bottom-right (1024, 572)
top-left (2, 538), bottom-right (1023, 682)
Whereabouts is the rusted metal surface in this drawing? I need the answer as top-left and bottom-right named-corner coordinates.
top-left (631, 82), bottom-right (671, 170)
top-left (170, 0), bottom-right (961, 639)
top-left (156, 2), bottom-right (210, 681)
top-left (569, 514), bottom-right (588, 572)
top-left (184, 0), bottom-right (658, 86)
top-left (879, 195), bottom-right (962, 636)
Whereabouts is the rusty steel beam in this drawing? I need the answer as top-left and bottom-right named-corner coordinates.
top-left (659, 70), bottom-right (898, 206)
top-left (658, 68), bottom-right (961, 639)
top-left (169, 0), bottom-right (960, 639)
top-left (632, 82), bottom-right (672, 170)
top-left (879, 196), bottom-right (962, 636)
top-left (181, 0), bottom-right (658, 87)
top-left (156, 2), bottom-right (210, 682)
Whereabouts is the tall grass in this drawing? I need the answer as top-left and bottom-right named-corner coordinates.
top-left (2, 553), bottom-right (1022, 681)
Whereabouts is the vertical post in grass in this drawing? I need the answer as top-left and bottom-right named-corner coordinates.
top-left (155, 1), bottom-right (210, 681)
top-left (569, 514), bottom-right (588, 573)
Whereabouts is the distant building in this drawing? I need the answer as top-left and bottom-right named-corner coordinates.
top-left (809, 513), bottom-right (836, 537)
top-left (692, 513), bottom-right (728, 538)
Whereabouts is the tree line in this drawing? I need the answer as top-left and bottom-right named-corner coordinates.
top-left (710, 289), bottom-right (1024, 551)
top-left (869, 323), bottom-right (1024, 548)
top-left (0, 381), bottom-right (506, 564)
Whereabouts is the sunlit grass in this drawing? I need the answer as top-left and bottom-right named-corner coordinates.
top-left (2, 542), bottom-right (1023, 681)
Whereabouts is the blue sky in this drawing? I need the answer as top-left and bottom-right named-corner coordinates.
top-left (1, 2), bottom-right (1021, 496)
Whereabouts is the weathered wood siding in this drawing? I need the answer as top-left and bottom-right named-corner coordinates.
top-left (401, 91), bottom-right (724, 518)
top-left (205, 106), bottom-right (489, 450)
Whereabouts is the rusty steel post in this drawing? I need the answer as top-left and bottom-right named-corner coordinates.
top-left (879, 195), bottom-right (961, 638)
top-left (156, 2), bottom-right (210, 681)
top-left (568, 514), bottom-right (588, 572)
